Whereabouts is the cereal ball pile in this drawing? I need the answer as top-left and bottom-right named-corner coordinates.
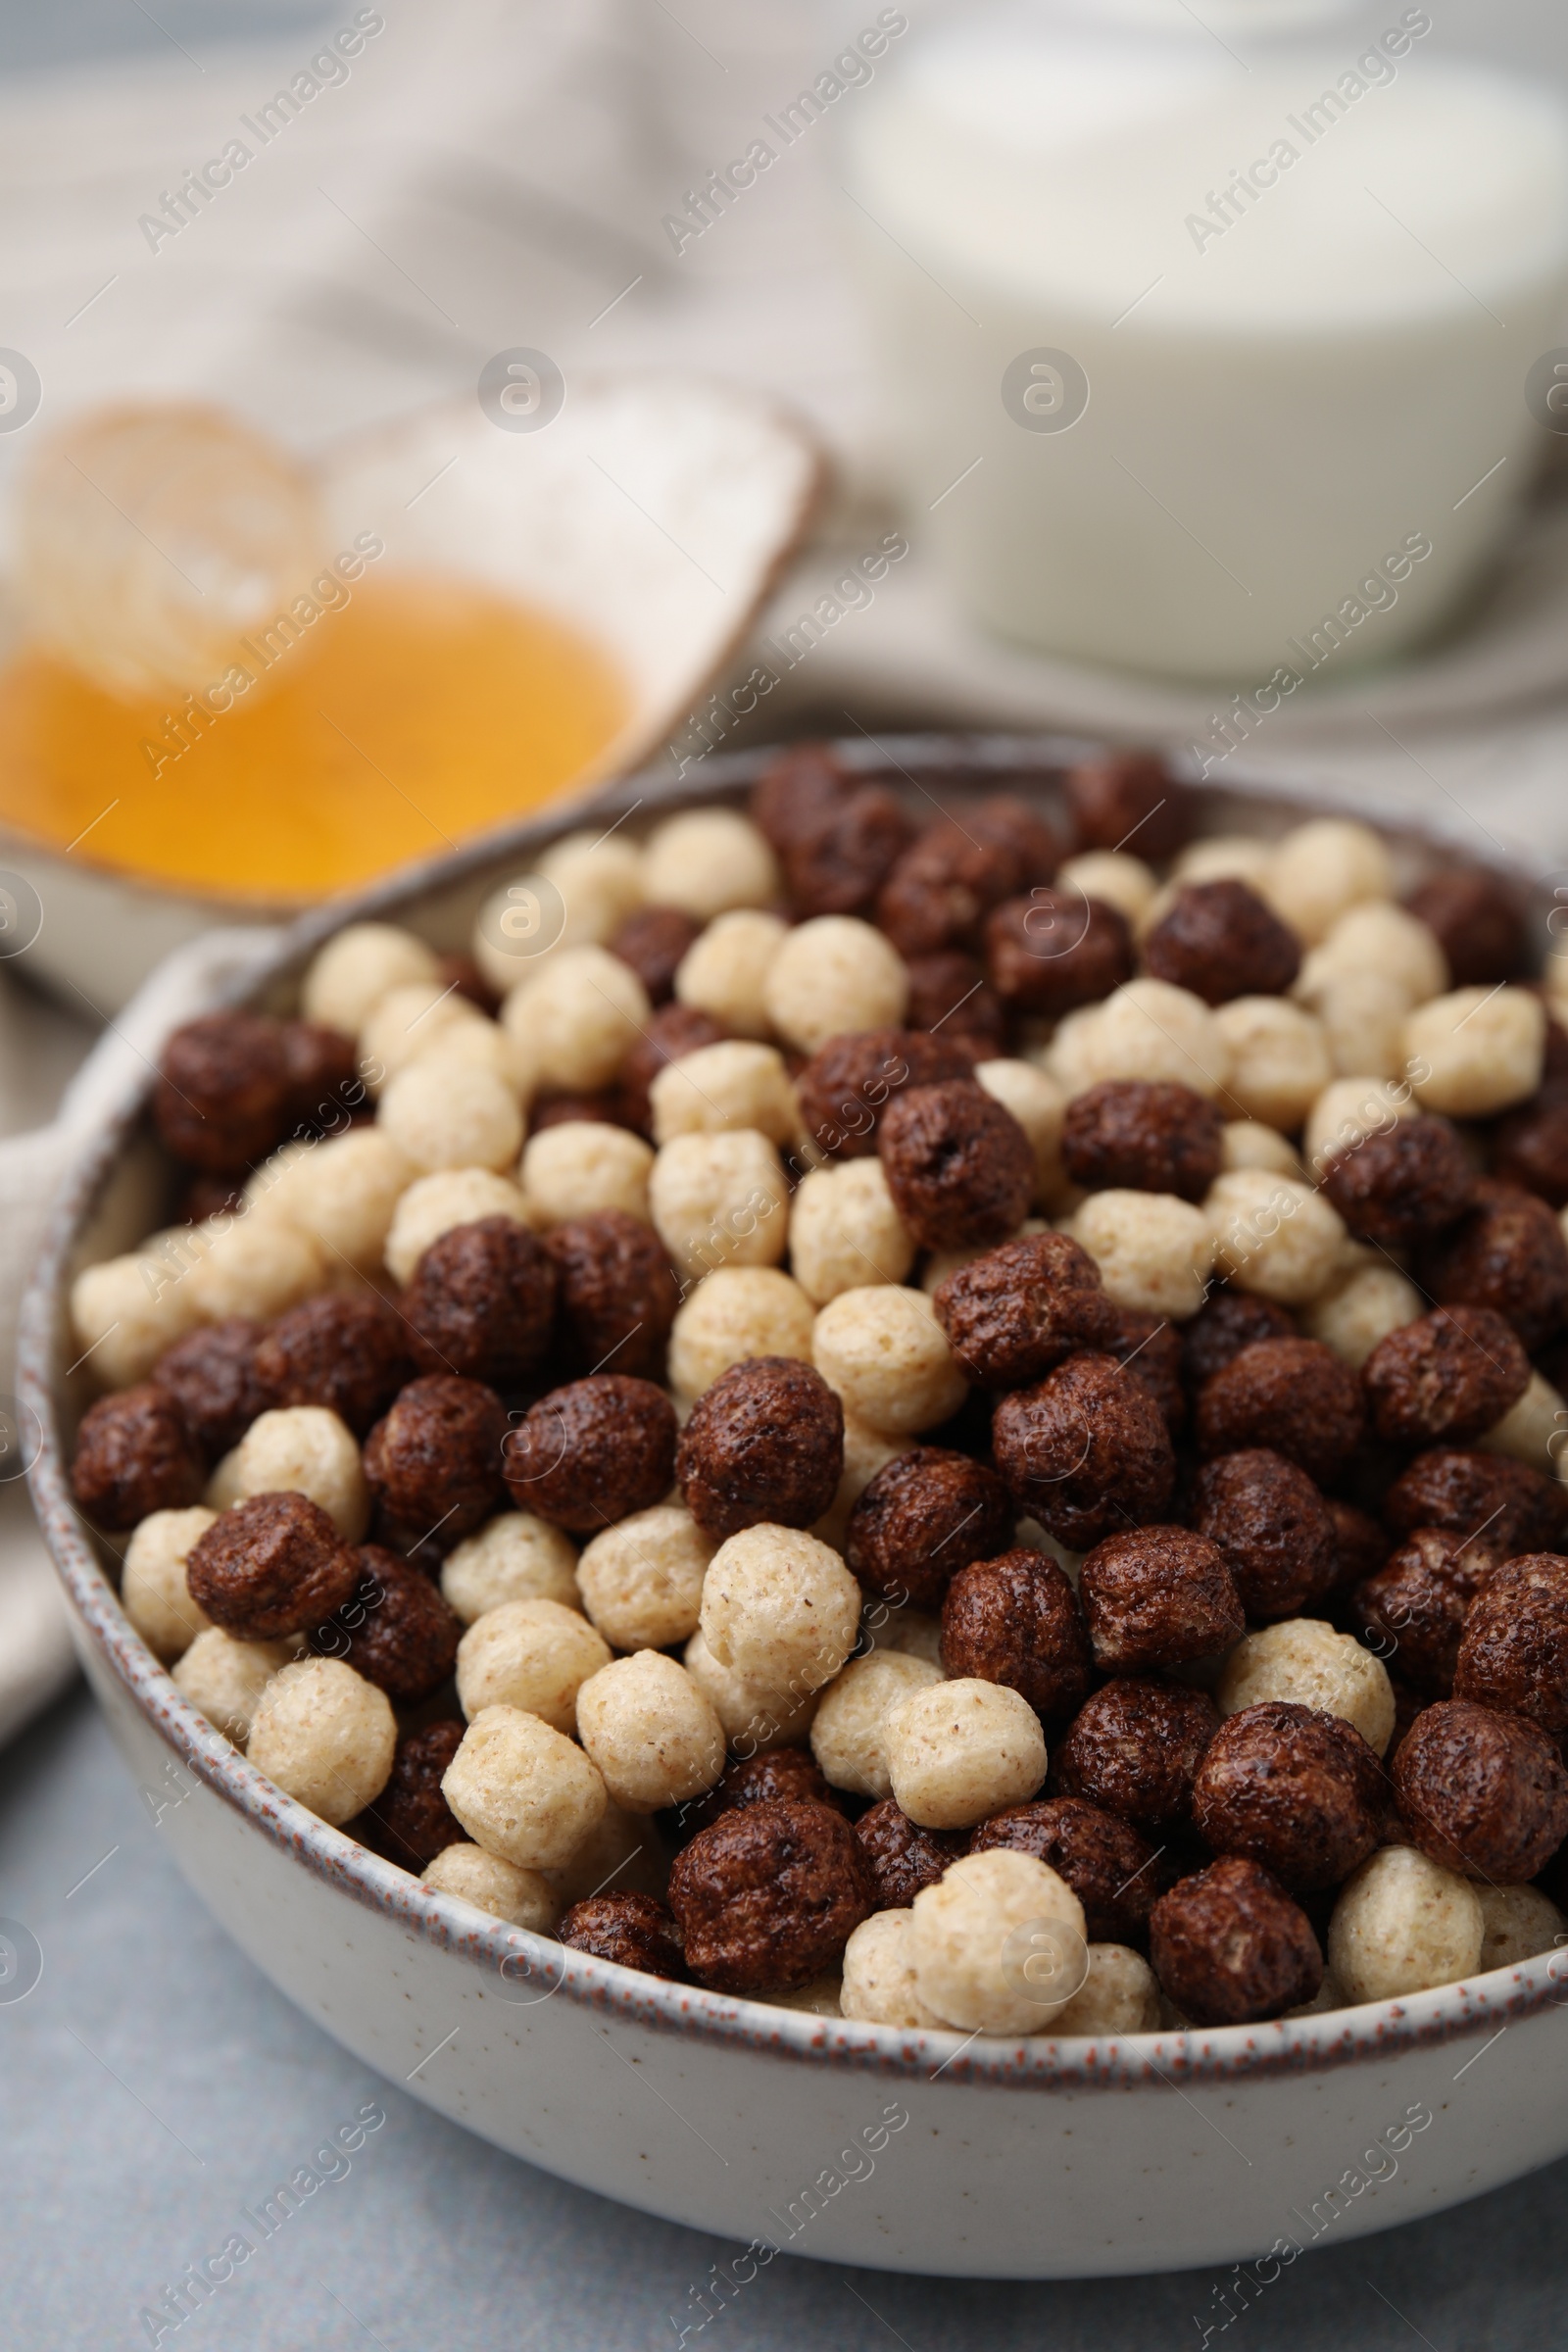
top-left (68, 748), bottom-right (1568, 2035)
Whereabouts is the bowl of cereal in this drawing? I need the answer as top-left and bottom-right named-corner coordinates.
top-left (22, 735), bottom-right (1568, 2279)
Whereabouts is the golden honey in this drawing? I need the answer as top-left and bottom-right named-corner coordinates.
top-left (0, 571), bottom-right (628, 901)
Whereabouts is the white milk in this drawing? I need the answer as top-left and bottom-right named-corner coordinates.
top-left (841, 0), bottom-right (1568, 681)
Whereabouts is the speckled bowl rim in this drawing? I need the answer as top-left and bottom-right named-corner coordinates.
top-left (21, 729), bottom-right (1568, 2095)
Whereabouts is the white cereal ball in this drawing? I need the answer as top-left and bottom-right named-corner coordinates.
top-left (700, 1522), bottom-right (861, 1692)
top-left (1079, 978), bottom-right (1232, 1099)
top-left (885, 1678), bottom-right (1048, 1831)
top-left (812, 1285), bottom-right (966, 1437)
top-left (909, 1848), bottom-right (1086, 2033)
top-left (378, 1060), bottom-right (523, 1176)
top-left (1220, 1121), bottom-right (1302, 1178)
top-left (359, 982), bottom-right (486, 1094)
top-left (1479, 1368), bottom-right (1568, 1478)
top-left (122, 1506), bottom-right (218, 1661)
top-left (385, 1168), bottom-right (534, 1287)
top-left (575, 1504), bottom-right (714, 1651)
top-left (840, 1909), bottom-right (947, 2029)
top-left (1302, 1076), bottom-right (1417, 1176)
top-left (642, 808), bottom-right (779, 918)
top-left (421, 1842), bottom-right (561, 1930)
top-left (266, 1128), bottom-right (412, 1271)
top-left (472, 834), bottom-right (646, 995)
top-left (1302, 1259), bottom-right (1424, 1369)
top-left (763, 916), bottom-right (907, 1054)
top-left (770, 1974), bottom-right (843, 2016)
top-left (1217, 1619), bottom-right (1396, 1755)
top-left (668, 1266), bottom-right (815, 1401)
top-left (1328, 1845), bottom-right (1484, 2004)
top-left (246, 1656), bottom-right (396, 1826)
top-left (1037, 1003), bottom-right (1104, 1097)
top-left (413, 1016), bottom-right (532, 1100)
top-left (232, 1405), bottom-right (369, 1542)
top-left (203, 1448), bottom-right (245, 1513)
top-left (442, 1703), bottom-right (607, 1869)
top-left (1056, 851), bottom-right (1157, 927)
top-left (1212, 998), bottom-right (1333, 1132)
top-left (520, 1121), bottom-right (655, 1229)
top-left (1300, 899), bottom-right (1448, 1008)
top-left (682, 1627), bottom-right (820, 1751)
top-left (1205, 1168), bottom-right (1347, 1305)
top-left (1052, 1943), bottom-right (1161, 2036)
top-left (649, 1129), bottom-right (788, 1278)
top-left (575, 1649), bottom-right (727, 1812)
top-left (187, 1215), bottom-right (323, 1324)
top-left (441, 1512), bottom-right (580, 1624)
top-left (172, 1629), bottom-right (296, 1742)
top-left (303, 922), bottom-right (440, 1035)
top-left (867, 1597), bottom-right (947, 1664)
top-left (70, 1246), bottom-right (201, 1389)
top-left (650, 1040), bottom-right (798, 1146)
top-left (1476, 1884), bottom-right (1568, 1972)
top-left (674, 908), bottom-right (788, 1039)
top-left (1070, 1189), bottom-right (1214, 1320)
top-left (976, 1059), bottom-right (1069, 1209)
top-left (1172, 834), bottom-right (1279, 891)
top-left (1405, 986), bottom-right (1545, 1119)
top-left (1263, 817), bottom-right (1393, 944)
top-left (537, 828), bottom-right (647, 930)
top-left (1310, 971), bottom-right (1413, 1083)
top-left (810, 1651), bottom-right (944, 1798)
top-left (814, 1416), bottom-right (906, 1551)
top-left (789, 1160), bottom-right (914, 1307)
top-left (455, 1597), bottom-right (612, 1733)
top-left (502, 946), bottom-right (650, 1093)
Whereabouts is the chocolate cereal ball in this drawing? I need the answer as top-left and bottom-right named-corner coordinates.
top-left (1197, 1338), bottom-right (1365, 1488)
top-left (1403, 869), bottom-right (1527, 989)
top-left (71, 1385), bottom-right (205, 1531)
top-left (969, 1797), bottom-right (1166, 1945)
top-left (940, 1548), bottom-right (1094, 1720)
top-left (750, 739), bottom-right (853, 852)
top-left (795, 1028), bottom-right (973, 1161)
top-left (1193, 1701), bottom-right (1383, 1891)
top-left (983, 891), bottom-right (1134, 1016)
top-left (618, 1004), bottom-right (727, 1137)
top-left (308, 1544), bottom-right (463, 1703)
top-left (667, 1796), bottom-right (872, 1993)
top-left (253, 1292), bottom-right (412, 1438)
top-left (677, 1357), bottom-right (845, 1542)
top-left (903, 952), bottom-right (1005, 1055)
top-left (363, 1374), bottom-right (508, 1553)
top-left (1454, 1553), bottom-right (1568, 1731)
top-left (1394, 1697), bottom-right (1568, 1883)
top-left (1079, 1526), bottom-right (1245, 1672)
top-left (1414, 1178), bottom-right (1568, 1352)
top-left (504, 1374), bottom-right (676, 1535)
top-left (1189, 1449), bottom-right (1337, 1622)
top-left (933, 1231), bottom-right (1120, 1390)
top-left (546, 1209), bottom-right (679, 1382)
top-left (1492, 1084), bottom-right (1568, 1210)
top-left (1143, 879), bottom-right (1302, 1005)
top-left (1383, 1447), bottom-right (1567, 1555)
top-left (993, 1352), bottom-right (1175, 1549)
top-left (608, 905), bottom-right (702, 1004)
top-left (150, 1319), bottom-right (272, 1461)
top-left (154, 1010), bottom-right (292, 1171)
top-left (846, 1446), bottom-right (1015, 1610)
top-left (1107, 1306), bottom-right (1187, 1438)
top-left (1061, 1080), bottom-right (1224, 1203)
top-left (876, 812), bottom-right (1036, 959)
top-left (402, 1216), bottom-right (557, 1388)
top-left (1180, 1289), bottom-right (1297, 1398)
top-left (1151, 1855), bottom-right (1323, 2026)
top-left (185, 1490), bottom-right (361, 1641)
top-left (1052, 1679), bottom-right (1219, 1832)
top-left (1066, 749), bottom-right (1192, 862)
top-left (1320, 1116), bottom-right (1475, 1249)
top-left (1362, 1306), bottom-right (1530, 1448)
top-left (674, 1746), bottom-right (844, 1846)
top-left (354, 1720), bottom-right (466, 1870)
top-left (1352, 1527), bottom-right (1502, 1698)
top-left (783, 783), bottom-right (913, 919)
top-left (878, 1080), bottom-right (1034, 1250)
top-left (854, 1797), bottom-right (966, 1911)
top-left (559, 1891), bottom-right (688, 1980)
top-left (1325, 1497), bottom-right (1392, 1599)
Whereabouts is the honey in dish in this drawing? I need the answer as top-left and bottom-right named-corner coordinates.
top-left (0, 570), bottom-right (629, 901)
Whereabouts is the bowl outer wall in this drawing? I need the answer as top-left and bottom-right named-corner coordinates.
top-left (22, 733), bottom-right (1568, 2279)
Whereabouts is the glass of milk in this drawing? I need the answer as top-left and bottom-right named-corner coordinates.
top-left (839, 0), bottom-right (1568, 681)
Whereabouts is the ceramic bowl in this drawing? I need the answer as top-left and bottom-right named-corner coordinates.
top-left (22, 736), bottom-right (1568, 2281)
top-left (0, 377), bottom-right (821, 1010)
